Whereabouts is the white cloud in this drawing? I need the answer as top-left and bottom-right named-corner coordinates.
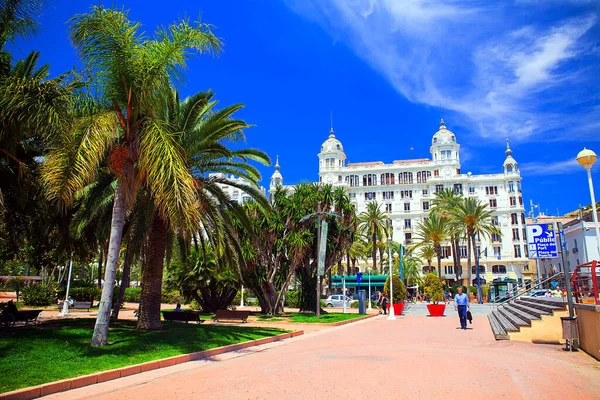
top-left (285, 0), bottom-right (599, 143)
top-left (520, 158), bottom-right (589, 176)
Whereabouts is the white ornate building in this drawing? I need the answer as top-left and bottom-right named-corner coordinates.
top-left (270, 120), bottom-right (531, 285)
top-left (209, 173), bottom-right (266, 204)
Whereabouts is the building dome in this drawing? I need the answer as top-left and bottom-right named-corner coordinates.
top-left (320, 128), bottom-right (344, 153)
top-left (270, 156), bottom-right (283, 187)
top-left (431, 119), bottom-right (456, 146)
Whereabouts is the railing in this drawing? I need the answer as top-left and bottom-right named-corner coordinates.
top-left (572, 260), bottom-right (599, 306)
top-left (491, 272), bottom-right (565, 305)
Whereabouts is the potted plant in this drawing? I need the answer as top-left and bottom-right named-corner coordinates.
top-left (384, 275), bottom-right (407, 315)
top-left (424, 273), bottom-right (445, 316)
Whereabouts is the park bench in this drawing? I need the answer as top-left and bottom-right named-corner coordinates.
top-left (162, 311), bottom-right (204, 324)
top-left (1, 309), bottom-right (42, 328)
top-left (212, 309), bottom-right (250, 323)
top-left (57, 301), bottom-right (93, 311)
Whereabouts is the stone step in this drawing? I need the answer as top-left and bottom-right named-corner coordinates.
top-left (492, 309), bottom-right (519, 332)
top-left (511, 302), bottom-right (551, 319)
top-left (488, 312), bottom-right (509, 340)
top-left (516, 299), bottom-right (561, 314)
top-left (523, 297), bottom-right (567, 309)
top-left (503, 304), bottom-right (540, 324)
top-left (497, 305), bottom-right (530, 327)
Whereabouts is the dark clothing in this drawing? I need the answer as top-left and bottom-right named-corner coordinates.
top-left (467, 310), bottom-right (473, 324)
top-left (457, 305), bottom-right (467, 328)
top-left (4, 302), bottom-right (18, 316)
top-left (382, 298), bottom-right (388, 315)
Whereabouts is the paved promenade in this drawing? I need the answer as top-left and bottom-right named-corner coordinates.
top-left (43, 311), bottom-right (600, 400)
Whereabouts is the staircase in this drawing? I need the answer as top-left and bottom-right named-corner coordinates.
top-left (487, 297), bottom-right (566, 340)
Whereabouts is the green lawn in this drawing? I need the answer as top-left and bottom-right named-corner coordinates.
top-left (288, 312), bottom-right (367, 323)
top-left (0, 319), bottom-right (285, 394)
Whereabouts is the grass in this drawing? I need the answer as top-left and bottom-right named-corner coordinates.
top-left (0, 318), bottom-right (286, 394)
top-left (288, 312), bottom-right (367, 324)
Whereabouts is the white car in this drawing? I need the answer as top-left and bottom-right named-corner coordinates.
top-left (325, 295), bottom-right (353, 307)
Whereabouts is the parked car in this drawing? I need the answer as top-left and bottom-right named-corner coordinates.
top-left (528, 290), bottom-right (548, 297)
top-left (324, 295), bottom-right (354, 307)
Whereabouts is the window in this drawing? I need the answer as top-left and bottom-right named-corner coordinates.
top-left (469, 186), bottom-right (476, 194)
top-left (417, 170), bottom-right (430, 184)
top-left (349, 193), bottom-right (356, 199)
top-left (441, 246), bottom-right (452, 259)
top-left (383, 191), bottom-right (394, 200)
top-left (404, 219), bottom-right (412, 229)
top-left (380, 173), bottom-right (395, 185)
top-left (522, 228), bottom-right (526, 241)
top-left (493, 246), bottom-right (501, 257)
top-left (435, 184), bottom-right (444, 193)
top-left (492, 216), bottom-right (499, 226)
top-left (524, 245), bottom-right (528, 258)
top-left (434, 169), bottom-right (439, 177)
top-left (485, 186), bottom-right (498, 195)
top-left (338, 175), bottom-right (342, 182)
top-left (385, 203), bottom-right (393, 212)
top-left (518, 196), bottom-right (523, 205)
top-left (459, 245), bottom-right (468, 258)
top-left (405, 233), bottom-right (412, 244)
top-left (512, 228), bottom-right (520, 240)
top-left (349, 175), bottom-right (359, 187)
top-left (489, 199), bottom-right (497, 208)
top-left (404, 203), bottom-right (411, 211)
top-left (400, 190), bottom-right (412, 199)
top-left (521, 213), bottom-right (526, 224)
top-left (472, 266), bottom-right (485, 274)
top-left (363, 174), bottom-right (377, 186)
top-left (511, 213), bottom-right (518, 225)
top-left (364, 192), bottom-right (376, 200)
top-left (492, 265), bottom-right (507, 274)
top-left (508, 181), bottom-right (515, 193)
top-left (453, 184), bottom-right (463, 194)
top-left (514, 245), bottom-right (522, 258)
top-left (423, 201), bottom-right (430, 211)
top-left (445, 266), bottom-right (454, 275)
top-left (510, 197), bottom-right (517, 206)
top-left (422, 189), bottom-right (429, 197)
top-left (492, 233), bottom-right (501, 242)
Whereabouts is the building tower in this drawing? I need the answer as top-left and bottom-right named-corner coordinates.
top-left (318, 125), bottom-right (346, 185)
top-left (430, 119), bottom-right (461, 178)
top-left (503, 139), bottom-right (519, 174)
top-left (269, 155), bottom-right (283, 197)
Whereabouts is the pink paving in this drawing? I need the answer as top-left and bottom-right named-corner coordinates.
top-left (43, 315), bottom-right (600, 400)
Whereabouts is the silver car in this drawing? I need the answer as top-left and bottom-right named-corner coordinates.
top-left (325, 294), bottom-right (353, 307)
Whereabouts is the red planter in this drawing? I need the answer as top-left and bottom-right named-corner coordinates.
top-left (387, 302), bottom-right (405, 315)
top-left (426, 304), bottom-right (446, 317)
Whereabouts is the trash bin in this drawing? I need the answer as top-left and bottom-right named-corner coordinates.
top-left (560, 316), bottom-right (579, 351)
top-left (358, 290), bottom-right (366, 314)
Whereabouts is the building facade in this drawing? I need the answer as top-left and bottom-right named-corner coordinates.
top-left (271, 120), bottom-right (530, 284)
top-left (209, 173), bottom-right (266, 204)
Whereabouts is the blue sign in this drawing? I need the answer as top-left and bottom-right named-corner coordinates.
top-left (356, 273), bottom-right (363, 283)
top-left (559, 230), bottom-right (567, 249)
top-left (526, 223), bottom-right (558, 259)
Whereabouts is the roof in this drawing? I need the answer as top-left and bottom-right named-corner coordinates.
top-left (393, 158), bottom-right (431, 164)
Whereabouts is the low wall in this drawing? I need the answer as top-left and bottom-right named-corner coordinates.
top-left (575, 304), bottom-right (600, 361)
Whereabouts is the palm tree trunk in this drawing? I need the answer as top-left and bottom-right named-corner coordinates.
top-left (470, 235), bottom-right (477, 298)
top-left (137, 212), bottom-right (168, 330)
top-left (437, 254), bottom-right (442, 279)
top-left (111, 238), bottom-right (133, 320)
top-left (96, 246), bottom-right (103, 288)
top-left (346, 253), bottom-right (351, 275)
top-left (91, 180), bottom-right (127, 347)
top-left (372, 232), bottom-right (377, 273)
top-left (466, 236), bottom-right (473, 289)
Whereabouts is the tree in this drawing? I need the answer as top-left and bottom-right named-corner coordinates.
top-left (414, 212), bottom-right (448, 279)
top-left (43, 6), bottom-right (222, 345)
top-left (431, 188), bottom-right (464, 279)
top-left (451, 197), bottom-right (500, 295)
top-left (358, 202), bottom-right (388, 273)
top-left (0, 0), bottom-right (44, 74)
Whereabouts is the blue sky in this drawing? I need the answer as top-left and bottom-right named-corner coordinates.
top-left (7, 0), bottom-right (600, 216)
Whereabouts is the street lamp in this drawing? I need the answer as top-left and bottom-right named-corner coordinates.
top-left (385, 202), bottom-right (396, 320)
top-left (576, 148), bottom-right (600, 257)
top-left (367, 267), bottom-right (373, 310)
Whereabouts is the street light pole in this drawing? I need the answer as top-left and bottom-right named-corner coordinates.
top-left (386, 203), bottom-right (396, 320)
top-left (577, 148), bottom-right (600, 257)
top-left (60, 253), bottom-right (74, 317)
top-left (367, 268), bottom-right (372, 310)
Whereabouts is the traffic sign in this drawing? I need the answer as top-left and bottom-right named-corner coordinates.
top-left (526, 223), bottom-right (558, 259)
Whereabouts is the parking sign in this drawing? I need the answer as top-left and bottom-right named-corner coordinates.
top-left (526, 223), bottom-right (558, 259)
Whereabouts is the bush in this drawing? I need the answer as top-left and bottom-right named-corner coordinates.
top-left (350, 300), bottom-right (376, 308)
top-left (161, 289), bottom-right (182, 304)
top-left (123, 287), bottom-right (142, 302)
top-left (22, 283), bottom-right (56, 306)
top-left (470, 286), bottom-right (477, 296)
top-left (384, 276), bottom-right (406, 303)
top-left (69, 286), bottom-right (101, 302)
top-left (320, 300), bottom-right (327, 309)
top-left (423, 273), bottom-right (444, 304)
top-left (190, 299), bottom-right (202, 311)
top-left (284, 290), bottom-right (300, 308)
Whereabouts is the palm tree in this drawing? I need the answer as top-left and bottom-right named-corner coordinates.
top-left (0, 0), bottom-right (44, 73)
top-left (414, 212), bottom-right (448, 279)
top-left (419, 244), bottom-right (436, 273)
top-left (136, 90), bottom-right (269, 330)
top-left (358, 202), bottom-right (388, 273)
top-left (42, 7), bottom-right (222, 346)
top-left (431, 188), bottom-right (464, 280)
top-left (451, 197), bottom-right (500, 294)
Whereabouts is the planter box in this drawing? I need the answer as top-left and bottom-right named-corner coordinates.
top-left (427, 303), bottom-right (446, 317)
top-left (387, 302), bottom-right (405, 315)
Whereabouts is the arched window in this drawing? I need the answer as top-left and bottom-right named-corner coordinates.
top-left (506, 164), bottom-right (513, 172)
top-left (492, 265), bottom-right (507, 274)
top-left (417, 172), bottom-right (421, 183)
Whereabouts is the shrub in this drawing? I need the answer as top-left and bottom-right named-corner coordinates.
top-left (470, 286), bottom-right (477, 296)
top-left (384, 275), bottom-right (406, 303)
top-left (423, 273), bottom-right (444, 304)
top-left (69, 286), bottom-right (101, 302)
top-left (161, 289), bottom-right (182, 304)
top-left (190, 299), bottom-right (202, 311)
top-left (284, 290), bottom-right (300, 308)
top-left (22, 283), bottom-right (56, 306)
top-left (123, 287), bottom-right (142, 302)
top-left (320, 300), bottom-right (327, 309)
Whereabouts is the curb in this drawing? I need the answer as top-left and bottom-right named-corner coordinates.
top-left (0, 330), bottom-right (303, 400)
top-left (329, 313), bottom-right (378, 327)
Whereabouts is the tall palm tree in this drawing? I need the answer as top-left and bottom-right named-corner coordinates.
top-left (431, 188), bottom-right (464, 280)
top-left (451, 197), bottom-right (500, 293)
top-left (414, 212), bottom-right (448, 279)
top-left (42, 7), bottom-right (222, 346)
top-left (358, 202), bottom-right (388, 273)
top-left (0, 0), bottom-right (44, 73)
top-left (136, 90), bottom-right (269, 330)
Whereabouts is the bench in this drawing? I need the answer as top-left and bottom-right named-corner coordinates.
top-left (57, 301), bottom-right (93, 311)
top-left (1, 310), bottom-right (42, 328)
top-left (212, 309), bottom-right (250, 323)
top-left (162, 311), bottom-right (204, 324)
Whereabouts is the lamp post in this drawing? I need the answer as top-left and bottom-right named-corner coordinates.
top-left (239, 285), bottom-right (245, 309)
top-left (60, 253), bottom-right (74, 317)
top-left (576, 148), bottom-right (600, 257)
top-left (386, 202), bottom-right (396, 320)
top-left (367, 268), bottom-right (372, 310)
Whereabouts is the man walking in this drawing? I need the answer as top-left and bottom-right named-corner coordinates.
top-left (454, 287), bottom-right (469, 329)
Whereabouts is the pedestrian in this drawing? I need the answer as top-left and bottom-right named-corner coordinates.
top-left (454, 287), bottom-right (470, 330)
top-left (381, 293), bottom-right (388, 315)
top-left (376, 290), bottom-right (382, 314)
